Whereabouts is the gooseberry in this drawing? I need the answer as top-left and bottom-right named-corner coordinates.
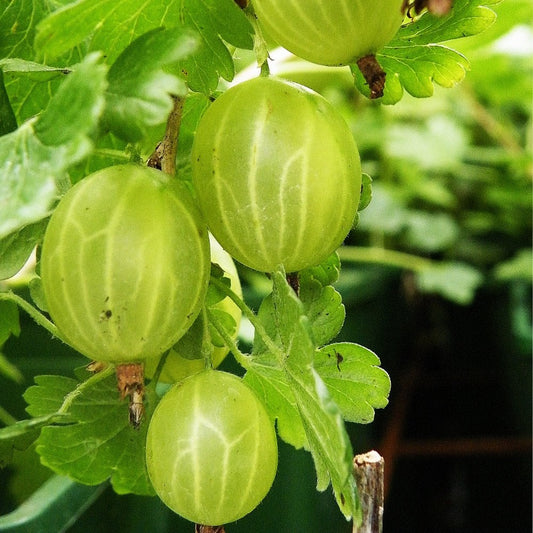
top-left (191, 76), bottom-right (361, 273)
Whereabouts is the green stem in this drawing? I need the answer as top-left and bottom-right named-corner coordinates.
top-left (209, 276), bottom-right (283, 360)
top-left (58, 365), bottom-right (114, 415)
top-left (0, 404), bottom-right (17, 426)
top-left (206, 308), bottom-right (250, 370)
top-left (91, 148), bottom-right (132, 162)
top-left (337, 246), bottom-right (434, 273)
top-left (0, 291), bottom-right (64, 341)
top-left (244, 6), bottom-right (270, 74)
top-left (150, 350), bottom-right (169, 386)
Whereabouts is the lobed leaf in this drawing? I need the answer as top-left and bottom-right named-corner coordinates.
top-left (246, 269), bottom-right (358, 520)
top-left (315, 343), bottom-right (390, 424)
top-left (353, 0), bottom-right (497, 104)
top-left (35, 0), bottom-right (254, 94)
top-left (25, 373), bottom-right (155, 495)
top-left (299, 264), bottom-right (345, 347)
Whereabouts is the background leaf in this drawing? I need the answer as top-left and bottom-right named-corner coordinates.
top-left (416, 261), bottom-right (484, 305)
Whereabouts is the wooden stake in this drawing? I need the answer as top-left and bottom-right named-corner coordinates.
top-left (353, 450), bottom-right (385, 533)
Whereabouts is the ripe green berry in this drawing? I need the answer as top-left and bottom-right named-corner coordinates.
top-left (146, 370), bottom-right (278, 525)
top-left (192, 76), bottom-right (361, 273)
top-left (41, 164), bottom-right (210, 364)
top-left (144, 235), bottom-right (242, 383)
top-left (252, 0), bottom-right (404, 66)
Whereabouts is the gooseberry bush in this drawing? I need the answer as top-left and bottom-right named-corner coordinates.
top-left (0, 0), bottom-right (498, 530)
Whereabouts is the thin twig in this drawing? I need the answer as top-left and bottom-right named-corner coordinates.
top-left (147, 95), bottom-right (186, 176)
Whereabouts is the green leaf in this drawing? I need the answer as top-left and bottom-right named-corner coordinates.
top-left (104, 27), bottom-right (199, 142)
top-left (35, 0), bottom-right (254, 94)
top-left (0, 70), bottom-right (17, 135)
top-left (358, 173), bottom-right (373, 212)
top-left (0, 300), bottom-right (20, 346)
top-left (416, 261), bottom-right (484, 304)
top-left (25, 373), bottom-right (155, 495)
top-left (353, 0), bottom-right (497, 104)
top-left (0, 59), bottom-right (71, 82)
top-left (315, 343), bottom-right (390, 424)
top-left (0, 220), bottom-right (45, 280)
top-left (0, 1), bottom-right (46, 60)
top-left (0, 414), bottom-right (72, 468)
top-left (0, 2), bottom-right (82, 124)
top-left (244, 360), bottom-right (307, 449)
top-left (0, 54), bottom-right (107, 239)
top-left (403, 211), bottom-right (460, 253)
top-left (299, 261), bottom-right (345, 347)
top-left (245, 269), bottom-right (359, 520)
top-left (494, 249), bottom-right (533, 283)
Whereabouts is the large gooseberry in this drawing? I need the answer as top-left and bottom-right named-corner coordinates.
top-left (146, 370), bottom-right (278, 525)
top-left (40, 164), bottom-right (210, 364)
top-left (192, 76), bottom-right (361, 273)
top-left (252, 0), bottom-right (404, 66)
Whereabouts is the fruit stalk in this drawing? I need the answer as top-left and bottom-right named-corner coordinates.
top-left (147, 95), bottom-right (185, 175)
top-left (195, 525), bottom-right (225, 533)
top-left (356, 55), bottom-right (387, 99)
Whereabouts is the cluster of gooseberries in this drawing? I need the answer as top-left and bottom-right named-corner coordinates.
top-left (39, 1), bottom-right (404, 528)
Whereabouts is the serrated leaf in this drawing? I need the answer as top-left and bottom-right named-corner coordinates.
top-left (300, 253), bottom-right (341, 287)
top-left (35, 0), bottom-right (253, 94)
top-left (24, 375), bottom-right (79, 417)
top-left (315, 343), bottom-right (390, 424)
top-left (26, 373), bottom-right (155, 495)
top-left (246, 269), bottom-right (358, 519)
top-left (104, 27), bottom-right (199, 142)
top-left (358, 173), bottom-right (373, 212)
top-left (353, 0), bottom-right (497, 104)
top-left (416, 261), bottom-right (484, 304)
top-left (299, 275), bottom-right (345, 348)
top-left (0, 54), bottom-right (107, 239)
